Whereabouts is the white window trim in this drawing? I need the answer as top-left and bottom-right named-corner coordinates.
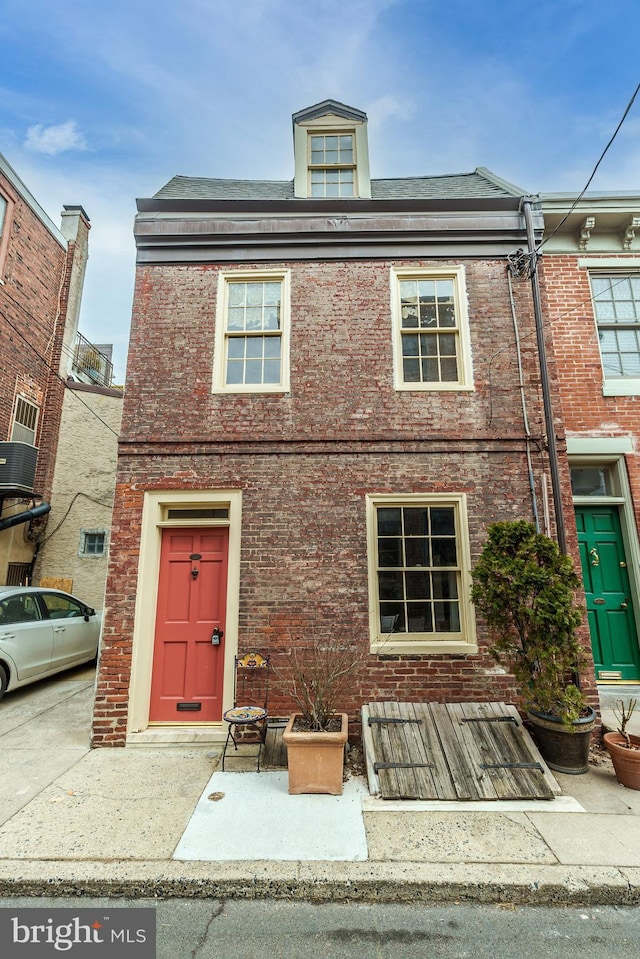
top-left (391, 265), bottom-right (474, 392)
top-left (212, 269), bottom-right (291, 394)
top-left (307, 129), bottom-right (357, 198)
top-left (366, 492), bottom-right (477, 655)
top-left (293, 114), bottom-right (371, 199)
top-left (587, 269), bottom-right (640, 394)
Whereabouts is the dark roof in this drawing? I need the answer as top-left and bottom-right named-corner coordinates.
top-left (152, 167), bottom-right (525, 202)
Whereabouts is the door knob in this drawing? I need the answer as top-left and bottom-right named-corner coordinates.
top-left (621, 598), bottom-right (629, 609)
top-left (590, 548), bottom-right (600, 566)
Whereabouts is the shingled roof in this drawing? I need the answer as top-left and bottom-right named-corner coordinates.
top-left (152, 167), bottom-right (525, 202)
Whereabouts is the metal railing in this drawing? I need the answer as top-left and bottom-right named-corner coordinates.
top-left (72, 333), bottom-right (114, 388)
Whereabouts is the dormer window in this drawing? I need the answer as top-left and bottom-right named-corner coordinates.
top-left (293, 100), bottom-right (371, 200)
top-left (309, 133), bottom-right (355, 197)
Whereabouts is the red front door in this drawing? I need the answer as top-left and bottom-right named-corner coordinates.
top-left (149, 527), bottom-right (228, 722)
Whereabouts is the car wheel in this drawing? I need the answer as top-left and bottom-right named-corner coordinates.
top-left (0, 665), bottom-right (7, 702)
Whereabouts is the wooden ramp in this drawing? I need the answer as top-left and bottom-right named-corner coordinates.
top-left (363, 702), bottom-right (560, 801)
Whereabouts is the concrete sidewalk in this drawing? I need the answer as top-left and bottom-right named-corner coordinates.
top-left (1, 670), bottom-right (640, 906)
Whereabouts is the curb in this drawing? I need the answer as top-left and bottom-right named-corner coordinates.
top-left (0, 861), bottom-right (638, 906)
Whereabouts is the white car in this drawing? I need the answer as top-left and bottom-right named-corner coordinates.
top-left (0, 587), bottom-right (100, 700)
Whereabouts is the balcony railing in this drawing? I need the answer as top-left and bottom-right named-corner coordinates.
top-left (72, 333), bottom-right (114, 388)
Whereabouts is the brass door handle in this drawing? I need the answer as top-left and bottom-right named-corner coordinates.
top-left (590, 548), bottom-right (600, 567)
top-left (621, 598), bottom-right (629, 609)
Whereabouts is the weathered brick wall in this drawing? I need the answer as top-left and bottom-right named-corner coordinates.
top-left (122, 260), bottom-right (547, 443)
top-left (94, 255), bottom-right (597, 744)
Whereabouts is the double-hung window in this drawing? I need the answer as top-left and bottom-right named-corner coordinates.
top-left (309, 133), bottom-right (355, 198)
top-left (392, 266), bottom-right (473, 391)
top-left (591, 273), bottom-right (640, 395)
top-left (366, 493), bottom-right (476, 655)
top-left (214, 271), bottom-right (290, 393)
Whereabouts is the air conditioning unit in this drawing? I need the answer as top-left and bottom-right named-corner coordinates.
top-left (0, 442), bottom-right (38, 495)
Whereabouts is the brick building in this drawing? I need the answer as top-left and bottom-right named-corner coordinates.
top-left (93, 100), bottom-right (597, 746)
top-left (0, 152), bottom-right (90, 585)
top-left (541, 191), bottom-right (640, 685)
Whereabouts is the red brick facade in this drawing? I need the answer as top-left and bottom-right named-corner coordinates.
top-left (94, 253), bottom-right (597, 745)
top-left (0, 161), bottom-right (89, 581)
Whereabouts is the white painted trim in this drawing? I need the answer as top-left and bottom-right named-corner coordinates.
top-left (578, 258), bottom-right (640, 269)
top-left (566, 436), bottom-right (634, 455)
top-left (365, 491), bottom-right (477, 655)
top-left (293, 112), bottom-right (370, 199)
top-left (390, 265), bottom-right (475, 392)
top-left (603, 379), bottom-right (640, 396)
top-left (212, 269), bottom-right (291, 394)
top-left (569, 454), bottom-right (640, 666)
top-left (127, 488), bottom-right (242, 738)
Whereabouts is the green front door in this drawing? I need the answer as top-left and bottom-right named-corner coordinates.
top-left (575, 506), bottom-right (640, 681)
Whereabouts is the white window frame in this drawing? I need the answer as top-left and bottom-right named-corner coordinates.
top-left (391, 266), bottom-right (474, 392)
top-left (308, 130), bottom-right (356, 198)
top-left (213, 269), bottom-right (291, 394)
top-left (10, 395), bottom-right (39, 445)
top-left (366, 492), bottom-right (477, 655)
top-left (588, 270), bottom-right (640, 396)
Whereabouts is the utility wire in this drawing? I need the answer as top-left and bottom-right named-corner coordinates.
top-left (2, 306), bottom-right (121, 439)
top-left (539, 81), bottom-right (640, 252)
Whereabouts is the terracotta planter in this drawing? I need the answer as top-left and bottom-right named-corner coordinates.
top-left (282, 712), bottom-right (348, 795)
top-left (604, 732), bottom-right (640, 790)
top-left (527, 707), bottom-right (596, 775)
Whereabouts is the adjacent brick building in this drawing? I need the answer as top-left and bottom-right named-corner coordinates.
top-left (93, 100), bottom-right (597, 746)
top-left (541, 191), bottom-right (640, 684)
top-left (0, 152), bottom-right (90, 585)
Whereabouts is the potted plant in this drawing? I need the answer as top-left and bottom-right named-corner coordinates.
top-left (471, 520), bottom-right (596, 774)
top-left (604, 699), bottom-right (640, 790)
top-left (277, 637), bottom-right (365, 795)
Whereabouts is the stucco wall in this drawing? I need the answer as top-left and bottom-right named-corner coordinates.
top-left (33, 383), bottom-right (123, 610)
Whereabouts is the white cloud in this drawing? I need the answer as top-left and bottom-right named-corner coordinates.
top-left (24, 120), bottom-right (87, 156)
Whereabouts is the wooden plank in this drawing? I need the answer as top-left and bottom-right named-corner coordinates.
top-left (413, 702), bottom-right (457, 800)
top-left (459, 702), bottom-right (526, 799)
top-left (503, 704), bottom-right (561, 797)
top-left (445, 703), bottom-right (501, 800)
top-left (361, 705), bottom-right (381, 796)
top-left (365, 700), bottom-right (559, 802)
top-left (427, 703), bottom-right (478, 800)
top-left (397, 702), bottom-right (440, 800)
top-left (368, 702), bottom-right (402, 799)
top-left (483, 703), bottom-right (552, 799)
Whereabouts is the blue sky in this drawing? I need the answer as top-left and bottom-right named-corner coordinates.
top-left (1, 0), bottom-right (639, 383)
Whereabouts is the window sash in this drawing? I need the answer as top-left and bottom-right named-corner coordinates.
top-left (375, 504), bottom-right (462, 636)
top-left (222, 278), bottom-right (284, 388)
top-left (366, 493), bottom-right (475, 654)
top-left (308, 133), bottom-right (355, 198)
top-left (592, 273), bottom-right (640, 379)
top-left (393, 269), bottom-right (470, 390)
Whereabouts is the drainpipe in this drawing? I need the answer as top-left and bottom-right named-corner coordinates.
top-left (521, 197), bottom-right (567, 555)
top-left (0, 502), bottom-right (51, 531)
